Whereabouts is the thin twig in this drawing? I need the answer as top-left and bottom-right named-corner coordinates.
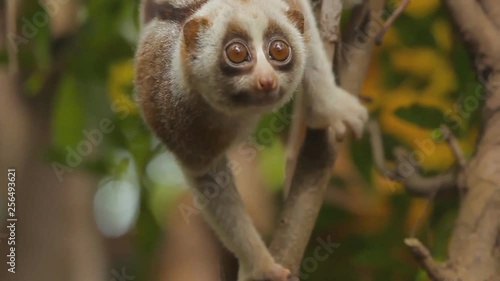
top-left (440, 125), bottom-right (467, 169)
top-left (368, 120), bottom-right (399, 180)
top-left (404, 238), bottom-right (454, 281)
top-left (375, 0), bottom-right (411, 45)
top-left (368, 120), bottom-right (457, 196)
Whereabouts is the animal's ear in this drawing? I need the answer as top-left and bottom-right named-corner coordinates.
top-left (142, 0), bottom-right (158, 24)
top-left (183, 17), bottom-right (211, 54)
top-left (286, 9), bottom-right (305, 34)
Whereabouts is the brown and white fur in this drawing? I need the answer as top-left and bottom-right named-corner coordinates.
top-left (134, 0), bottom-right (367, 280)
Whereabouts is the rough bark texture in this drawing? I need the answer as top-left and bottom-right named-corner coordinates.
top-left (268, 0), bottom-right (385, 275)
top-left (403, 1), bottom-right (500, 280)
top-left (444, 74), bottom-right (500, 280)
top-left (269, 129), bottom-right (335, 272)
top-left (271, 1), bottom-right (500, 280)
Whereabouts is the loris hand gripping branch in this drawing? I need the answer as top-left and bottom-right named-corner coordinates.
top-left (134, 0), bottom-right (368, 280)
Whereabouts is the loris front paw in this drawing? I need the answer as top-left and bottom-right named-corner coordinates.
top-left (238, 262), bottom-right (292, 281)
top-left (306, 86), bottom-right (368, 141)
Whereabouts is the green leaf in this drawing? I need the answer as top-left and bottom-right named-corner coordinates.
top-left (254, 101), bottom-right (293, 146)
top-left (0, 50), bottom-right (8, 65)
top-left (52, 76), bottom-right (86, 148)
top-left (25, 72), bottom-right (44, 96)
top-left (350, 136), bottom-right (374, 186)
top-left (33, 21), bottom-right (51, 70)
top-left (259, 139), bottom-right (285, 190)
top-left (394, 104), bottom-right (444, 129)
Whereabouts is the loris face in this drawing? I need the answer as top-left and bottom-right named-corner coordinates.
top-left (180, 0), bottom-right (306, 115)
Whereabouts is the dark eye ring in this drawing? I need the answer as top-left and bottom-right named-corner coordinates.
top-left (268, 39), bottom-right (291, 62)
top-left (225, 41), bottom-right (251, 64)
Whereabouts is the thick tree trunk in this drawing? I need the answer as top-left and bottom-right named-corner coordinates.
top-left (405, 2), bottom-right (500, 280)
top-left (446, 72), bottom-right (500, 280)
top-left (0, 2), bottom-right (107, 280)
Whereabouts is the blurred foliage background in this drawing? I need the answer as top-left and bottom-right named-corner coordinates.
top-left (0, 0), bottom-right (480, 280)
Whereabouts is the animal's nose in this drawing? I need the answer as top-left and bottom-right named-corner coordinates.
top-left (256, 75), bottom-right (278, 92)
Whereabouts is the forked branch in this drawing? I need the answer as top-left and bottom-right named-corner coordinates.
top-left (367, 120), bottom-right (457, 196)
top-left (270, 0), bottom-right (386, 274)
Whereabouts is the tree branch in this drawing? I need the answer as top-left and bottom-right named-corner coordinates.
top-left (440, 125), bottom-right (467, 169)
top-left (404, 2), bottom-right (500, 280)
top-left (270, 0), bottom-right (344, 272)
top-left (269, 0), bottom-right (386, 275)
top-left (340, 0), bottom-right (386, 95)
top-left (367, 120), bottom-right (457, 196)
top-left (284, 90), bottom-right (306, 198)
top-left (479, 0), bottom-right (500, 29)
top-left (269, 129), bottom-right (336, 274)
top-left (404, 238), bottom-right (456, 281)
top-left (375, 0), bottom-right (410, 45)
top-left (442, 0), bottom-right (500, 73)
top-left (284, 0), bottom-right (343, 198)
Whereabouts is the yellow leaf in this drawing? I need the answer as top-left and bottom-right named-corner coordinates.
top-left (381, 28), bottom-right (401, 47)
top-left (390, 48), bottom-right (457, 98)
top-left (108, 59), bottom-right (137, 115)
top-left (432, 19), bottom-right (453, 51)
top-left (372, 166), bottom-right (405, 195)
top-left (404, 0), bottom-right (440, 18)
top-left (405, 198), bottom-right (430, 233)
top-left (361, 49), bottom-right (385, 111)
top-left (379, 88), bottom-right (430, 144)
top-left (378, 86), bottom-right (475, 171)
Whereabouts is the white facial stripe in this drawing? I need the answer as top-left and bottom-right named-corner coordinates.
top-left (255, 45), bottom-right (274, 75)
top-left (180, 0), bottom-right (307, 115)
top-left (237, 8), bottom-right (274, 74)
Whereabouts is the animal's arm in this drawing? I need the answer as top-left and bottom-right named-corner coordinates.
top-left (185, 157), bottom-right (291, 281)
top-left (291, 0), bottom-right (368, 140)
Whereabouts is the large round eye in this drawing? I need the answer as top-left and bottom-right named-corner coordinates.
top-left (269, 40), bottom-right (290, 62)
top-left (225, 42), bottom-right (250, 64)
